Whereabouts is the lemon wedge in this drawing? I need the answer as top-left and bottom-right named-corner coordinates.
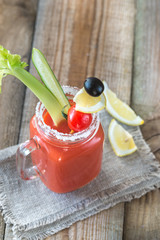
top-left (108, 119), bottom-right (137, 157)
top-left (73, 87), bottom-right (105, 113)
top-left (103, 82), bottom-right (144, 126)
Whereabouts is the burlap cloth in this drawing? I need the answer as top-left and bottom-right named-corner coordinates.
top-left (0, 111), bottom-right (160, 240)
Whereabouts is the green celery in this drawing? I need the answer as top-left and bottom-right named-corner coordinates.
top-left (32, 48), bottom-right (70, 113)
top-left (0, 45), bottom-right (64, 125)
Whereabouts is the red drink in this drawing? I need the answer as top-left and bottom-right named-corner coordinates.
top-left (30, 107), bottom-right (104, 193)
top-left (17, 86), bottom-right (104, 193)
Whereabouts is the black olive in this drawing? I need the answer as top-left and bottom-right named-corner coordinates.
top-left (84, 77), bottom-right (104, 97)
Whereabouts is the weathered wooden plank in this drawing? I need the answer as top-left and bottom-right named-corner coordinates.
top-left (19, 0), bottom-right (135, 239)
top-left (0, 0), bottom-right (38, 148)
top-left (69, 204), bottom-right (124, 240)
top-left (124, 1), bottom-right (160, 239)
top-left (124, 188), bottom-right (160, 240)
top-left (131, 0), bottom-right (160, 120)
top-left (0, 0), bottom-right (38, 239)
top-left (0, 215), bottom-right (5, 240)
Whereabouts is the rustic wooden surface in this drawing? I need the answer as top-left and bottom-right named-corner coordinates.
top-left (0, 0), bottom-right (38, 239)
top-left (123, 1), bottom-right (160, 240)
top-left (0, 0), bottom-right (160, 239)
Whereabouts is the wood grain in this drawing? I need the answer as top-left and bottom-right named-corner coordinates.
top-left (0, 0), bottom-right (38, 148)
top-left (124, 1), bottom-right (160, 240)
top-left (69, 204), bottom-right (124, 240)
top-left (131, 0), bottom-right (160, 120)
top-left (0, 215), bottom-right (5, 240)
top-left (18, 0), bottom-right (135, 239)
top-left (0, 0), bottom-right (38, 238)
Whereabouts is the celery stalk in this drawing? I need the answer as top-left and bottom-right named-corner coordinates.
top-left (0, 45), bottom-right (64, 125)
top-left (32, 48), bottom-right (70, 113)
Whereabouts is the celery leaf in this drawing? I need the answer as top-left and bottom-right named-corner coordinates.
top-left (0, 45), bottom-right (28, 92)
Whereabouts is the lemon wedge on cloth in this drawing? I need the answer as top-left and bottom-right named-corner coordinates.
top-left (73, 87), bottom-right (105, 113)
top-left (103, 81), bottom-right (144, 126)
top-left (108, 119), bottom-right (137, 157)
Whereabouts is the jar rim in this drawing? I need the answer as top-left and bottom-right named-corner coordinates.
top-left (35, 85), bottom-right (100, 143)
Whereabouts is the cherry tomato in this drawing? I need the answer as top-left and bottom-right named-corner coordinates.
top-left (68, 105), bottom-right (92, 132)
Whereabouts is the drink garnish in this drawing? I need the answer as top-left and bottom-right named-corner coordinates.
top-left (61, 105), bottom-right (68, 120)
top-left (84, 77), bottom-right (104, 97)
top-left (74, 78), bottom-right (144, 126)
top-left (67, 105), bottom-right (92, 132)
top-left (32, 48), bottom-right (70, 114)
top-left (73, 77), bottom-right (144, 155)
top-left (0, 46), bottom-right (67, 126)
top-left (73, 88), bottom-right (106, 113)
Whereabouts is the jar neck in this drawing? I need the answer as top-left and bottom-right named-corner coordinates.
top-left (34, 112), bottom-right (100, 146)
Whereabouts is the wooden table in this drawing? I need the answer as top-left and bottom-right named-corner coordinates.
top-left (0, 0), bottom-right (160, 239)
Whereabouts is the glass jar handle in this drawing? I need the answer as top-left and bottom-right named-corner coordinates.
top-left (16, 136), bottom-right (41, 180)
